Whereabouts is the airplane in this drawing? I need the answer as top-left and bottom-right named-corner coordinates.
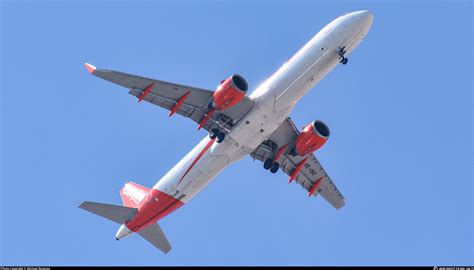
top-left (79, 10), bottom-right (374, 253)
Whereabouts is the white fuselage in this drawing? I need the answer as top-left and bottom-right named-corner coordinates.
top-left (153, 11), bottom-right (373, 204)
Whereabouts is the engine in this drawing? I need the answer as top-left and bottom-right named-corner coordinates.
top-left (294, 120), bottom-right (330, 156)
top-left (212, 74), bottom-right (248, 111)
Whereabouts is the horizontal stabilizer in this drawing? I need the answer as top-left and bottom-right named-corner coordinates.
top-left (138, 222), bottom-right (172, 253)
top-left (79, 201), bottom-right (137, 224)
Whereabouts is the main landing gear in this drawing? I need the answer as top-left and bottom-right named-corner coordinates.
top-left (209, 128), bottom-right (225, 143)
top-left (263, 158), bottom-right (280, 174)
top-left (262, 141), bottom-right (287, 174)
top-left (337, 46), bottom-right (348, 65)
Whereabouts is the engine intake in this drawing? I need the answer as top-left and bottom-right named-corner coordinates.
top-left (231, 74), bottom-right (248, 92)
top-left (294, 120), bottom-right (330, 156)
top-left (212, 74), bottom-right (248, 111)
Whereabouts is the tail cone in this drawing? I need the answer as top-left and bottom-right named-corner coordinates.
top-left (115, 224), bottom-right (133, 240)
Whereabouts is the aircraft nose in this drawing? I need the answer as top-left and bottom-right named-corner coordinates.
top-left (351, 10), bottom-right (374, 32)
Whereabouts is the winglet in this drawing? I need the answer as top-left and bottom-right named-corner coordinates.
top-left (84, 63), bottom-right (97, 74)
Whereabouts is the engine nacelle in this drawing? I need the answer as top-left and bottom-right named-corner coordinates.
top-left (294, 120), bottom-right (330, 156)
top-left (212, 74), bottom-right (248, 111)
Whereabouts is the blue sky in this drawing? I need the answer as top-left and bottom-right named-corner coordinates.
top-left (1, 0), bottom-right (472, 266)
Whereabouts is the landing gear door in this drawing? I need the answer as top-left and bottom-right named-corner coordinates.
top-left (165, 184), bottom-right (179, 197)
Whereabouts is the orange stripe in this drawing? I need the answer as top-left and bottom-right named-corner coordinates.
top-left (178, 139), bottom-right (216, 185)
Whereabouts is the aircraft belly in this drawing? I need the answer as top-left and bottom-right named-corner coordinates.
top-left (272, 41), bottom-right (340, 112)
top-left (179, 156), bottom-right (227, 200)
top-left (177, 139), bottom-right (249, 202)
top-left (252, 23), bottom-right (365, 113)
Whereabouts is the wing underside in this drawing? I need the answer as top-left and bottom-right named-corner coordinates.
top-left (86, 64), bottom-right (253, 133)
top-left (251, 118), bottom-right (345, 209)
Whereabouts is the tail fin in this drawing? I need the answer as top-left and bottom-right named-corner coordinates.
top-left (120, 182), bottom-right (150, 208)
top-left (79, 201), bottom-right (137, 224)
top-left (138, 222), bottom-right (172, 253)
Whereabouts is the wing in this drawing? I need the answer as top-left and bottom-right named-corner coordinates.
top-left (250, 117), bottom-right (345, 209)
top-left (84, 63), bottom-right (253, 132)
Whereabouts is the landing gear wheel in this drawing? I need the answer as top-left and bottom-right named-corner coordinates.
top-left (337, 46), bottom-right (348, 65)
top-left (209, 128), bottom-right (218, 139)
top-left (263, 159), bottom-right (273, 170)
top-left (270, 162), bottom-right (280, 174)
top-left (216, 132), bottom-right (225, 143)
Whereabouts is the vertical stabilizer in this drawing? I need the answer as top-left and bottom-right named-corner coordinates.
top-left (120, 182), bottom-right (150, 208)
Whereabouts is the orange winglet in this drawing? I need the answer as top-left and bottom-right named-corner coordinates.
top-left (84, 63), bottom-right (96, 74)
top-left (308, 177), bottom-right (323, 197)
top-left (289, 157), bottom-right (308, 183)
top-left (169, 91), bottom-right (191, 117)
top-left (197, 109), bottom-right (215, 130)
top-left (138, 83), bottom-right (155, 103)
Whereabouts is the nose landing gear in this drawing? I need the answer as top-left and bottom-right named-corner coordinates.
top-left (337, 46), bottom-right (348, 65)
